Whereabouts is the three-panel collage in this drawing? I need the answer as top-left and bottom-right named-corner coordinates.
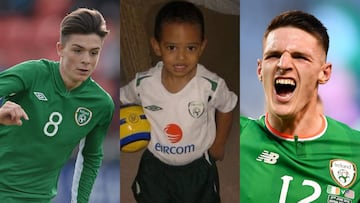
top-left (1, 0), bottom-right (360, 202)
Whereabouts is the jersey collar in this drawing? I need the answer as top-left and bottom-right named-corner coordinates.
top-left (54, 63), bottom-right (91, 94)
top-left (264, 113), bottom-right (327, 141)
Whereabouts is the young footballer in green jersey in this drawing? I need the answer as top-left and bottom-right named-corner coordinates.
top-left (0, 8), bottom-right (114, 203)
top-left (240, 10), bottom-right (360, 202)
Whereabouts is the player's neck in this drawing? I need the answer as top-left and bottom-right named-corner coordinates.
top-left (161, 69), bottom-right (195, 93)
top-left (265, 112), bottom-right (326, 140)
top-left (59, 66), bottom-right (82, 90)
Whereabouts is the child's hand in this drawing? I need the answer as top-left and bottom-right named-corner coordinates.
top-left (209, 143), bottom-right (225, 161)
top-left (0, 101), bottom-right (29, 126)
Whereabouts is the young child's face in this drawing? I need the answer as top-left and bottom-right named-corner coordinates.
top-left (151, 22), bottom-right (206, 78)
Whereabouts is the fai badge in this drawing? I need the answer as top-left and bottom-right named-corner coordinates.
top-left (75, 107), bottom-right (92, 126)
top-left (188, 101), bottom-right (205, 118)
top-left (330, 159), bottom-right (357, 188)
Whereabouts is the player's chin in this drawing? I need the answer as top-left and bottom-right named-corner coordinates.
top-left (172, 70), bottom-right (191, 77)
top-left (273, 107), bottom-right (296, 118)
top-left (77, 72), bottom-right (91, 78)
top-left (75, 76), bottom-right (90, 84)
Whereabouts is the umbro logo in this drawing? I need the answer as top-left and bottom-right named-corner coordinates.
top-left (144, 105), bottom-right (162, 111)
top-left (256, 150), bottom-right (279, 164)
top-left (34, 92), bottom-right (48, 101)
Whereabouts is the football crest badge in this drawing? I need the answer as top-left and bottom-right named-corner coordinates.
top-left (330, 159), bottom-right (357, 188)
top-left (75, 107), bottom-right (92, 126)
top-left (188, 101), bottom-right (204, 118)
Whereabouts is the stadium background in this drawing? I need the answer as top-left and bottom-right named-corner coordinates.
top-left (0, 0), bottom-right (120, 202)
top-left (241, 0), bottom-right (360, 130)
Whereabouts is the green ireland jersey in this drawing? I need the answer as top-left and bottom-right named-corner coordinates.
top-left (0, 59), bottom-right (114, 203)
top-left (240, 115), bottom-right (360, 203)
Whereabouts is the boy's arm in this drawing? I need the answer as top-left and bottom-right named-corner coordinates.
top-left (209, 110), bottom-right (234, 161)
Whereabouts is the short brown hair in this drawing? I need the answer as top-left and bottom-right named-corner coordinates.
top-left (60, 8), bottom-right (109, 43)
top-left (264, 10), bottom-right (329, 56)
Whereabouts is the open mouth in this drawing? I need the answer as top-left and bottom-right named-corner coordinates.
top-left (275, 78), bottom-right (296, 97)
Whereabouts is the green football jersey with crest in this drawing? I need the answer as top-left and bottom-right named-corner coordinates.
top-left (0, 59), bottom-right (114, 203)
top-left (240, 115), bottom-right (360, 203)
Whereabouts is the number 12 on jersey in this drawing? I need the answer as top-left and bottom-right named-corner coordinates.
top-left (279, 175), bottom-right (321, 203)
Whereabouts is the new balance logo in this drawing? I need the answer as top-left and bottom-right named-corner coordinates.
top-left (34, 92), bottom-right (48, 101)
top-left (256, 150), bottom-right (279, 164)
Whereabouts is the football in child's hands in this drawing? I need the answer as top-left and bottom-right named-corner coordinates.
top-left (120, 104), bottom-right (150, 152)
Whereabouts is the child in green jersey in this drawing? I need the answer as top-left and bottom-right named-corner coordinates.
top-left (240, 10), bottom-right (360, 202)
top-left (0, 8), bottom-right (114, 203)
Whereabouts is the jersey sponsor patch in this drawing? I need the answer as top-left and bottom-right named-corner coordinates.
top-left (326, 185), bottom-right (355, 201)
top-left (154, 124), bottom-right (196, 155)
top-left (330, 159), bottom-right (357, 188)
top-left (327, 195), bottom-right (352, 203)
top-left (164, 123), bottom-right (182, 143)
top-left (154, 142), bottom-right (195, 154)
top-left (34, 92), bottom-right (48, 101)
top-left (256, 150), bottom-right (279, 164)
top-left (75, 107), bottom-right (92, 126)
top-left (188, 101), bottom-right (204, 118)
